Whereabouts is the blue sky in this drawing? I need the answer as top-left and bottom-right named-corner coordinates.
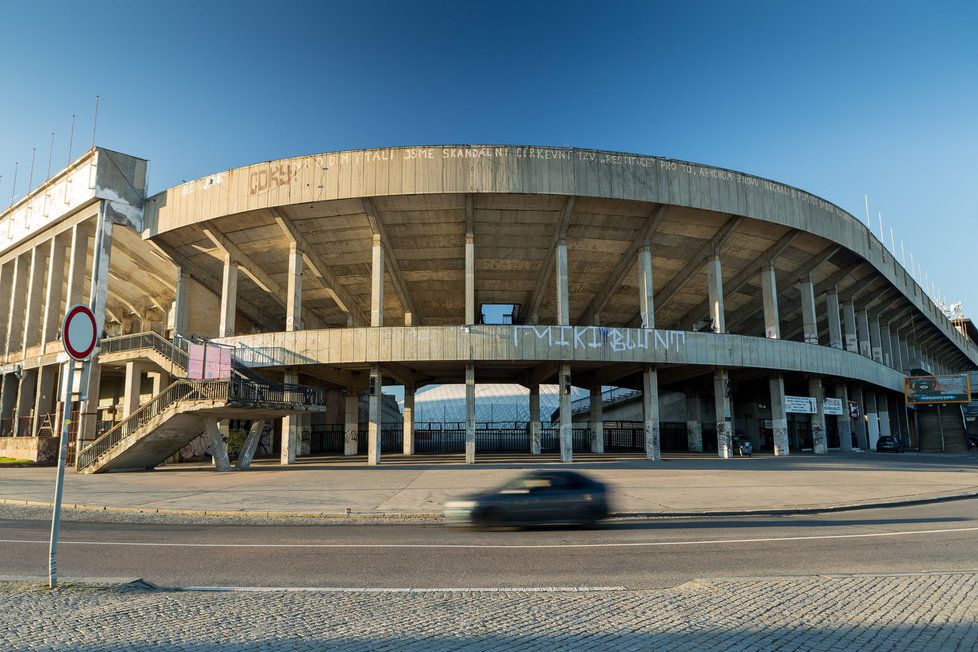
top-left (1, 0), bottom-right (976, 315)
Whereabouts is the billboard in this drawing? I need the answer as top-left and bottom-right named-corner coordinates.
top-left (823, 398), bottom-right (844, 416)
top-left (904, 374), bottom-right (971, 405)
top-left (785, 395), bottom-right (816, 414)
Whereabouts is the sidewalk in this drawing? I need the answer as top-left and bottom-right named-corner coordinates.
top-left (0, 452), bottom-right (975, 518)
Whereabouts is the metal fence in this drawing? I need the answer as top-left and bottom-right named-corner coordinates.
top-left (100, 332), bottom-right (190, 370)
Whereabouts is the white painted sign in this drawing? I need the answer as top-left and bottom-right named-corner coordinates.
top-left (785, 395), bottom-right (817, 414)
top-left (823, 398), bottom-right (844, 416)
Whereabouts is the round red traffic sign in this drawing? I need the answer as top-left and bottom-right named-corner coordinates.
top-left (62, 304), bottom-right (97, 361)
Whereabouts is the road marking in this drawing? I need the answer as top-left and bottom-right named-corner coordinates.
top-left (1, 525), bottom-right (977, 549)
top-left (180, 586), bottom-right (628, 593)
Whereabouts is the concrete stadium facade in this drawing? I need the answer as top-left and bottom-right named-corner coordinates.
top-left (0, 145), bottom-right (974, 469)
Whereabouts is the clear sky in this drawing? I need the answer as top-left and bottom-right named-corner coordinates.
top-left (1, 1), bottom-right (976, 316)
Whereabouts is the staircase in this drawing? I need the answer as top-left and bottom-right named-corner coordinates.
top-left (917, 404), bottom-right (969, 453)
top-left (98, 331), bottom-right (190, 375)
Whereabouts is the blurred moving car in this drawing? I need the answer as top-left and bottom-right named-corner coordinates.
top-left (875, 435), bottom-right (905, 453)
top-left (444, 470), bottom-right (610, 527)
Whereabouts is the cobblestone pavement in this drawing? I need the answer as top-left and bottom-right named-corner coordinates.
top-left (4, 572), bottom-right (978, 651)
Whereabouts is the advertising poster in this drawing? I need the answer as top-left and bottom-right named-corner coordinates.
top-left (904, 374), bottom-right (971, 404)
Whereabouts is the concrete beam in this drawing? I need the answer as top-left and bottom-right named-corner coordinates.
top-left (362, 198), bottom-right (418, 324)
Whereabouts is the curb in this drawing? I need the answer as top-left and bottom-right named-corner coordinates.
top-left (3, 489), bottom-right (977, 522)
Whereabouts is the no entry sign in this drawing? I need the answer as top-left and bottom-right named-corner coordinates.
top-left (61, 304), bottom-right (97, 360)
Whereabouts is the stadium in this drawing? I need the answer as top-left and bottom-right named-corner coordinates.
top-left (0, 144), bottom-right (975, 472)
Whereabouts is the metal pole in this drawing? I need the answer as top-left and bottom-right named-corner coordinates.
top-left (48, 357), bottom-right (76, 588)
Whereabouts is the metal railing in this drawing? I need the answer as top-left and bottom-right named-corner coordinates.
top-left (569, 387), bottom-right (642, 415)
top-left (76, 376), bottom-right (325, 470)
top-left (99, 332), bottom-right (190, 371)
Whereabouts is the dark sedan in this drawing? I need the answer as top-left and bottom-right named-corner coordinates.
top-left (443, 470), bottom-right (610, 527)
top-left (876, 435), bottom-right (905, 453)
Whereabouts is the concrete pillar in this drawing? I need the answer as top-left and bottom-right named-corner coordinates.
top-left (890, 328), bottom-right (904, 372)
top-left (760, 265), bottom-right (780, 338)
top-left (77, 363), bottom-right (101, 449)
top-left (370, 234), bottom-right (384, 327)
top-left (865, 391), bottom-right (880, 449)
top-left (558, 362), bottom-right (572, 462)
top-left (842, 301), bottom-right (858, 353)
top-left (895, 396), bottom-right (909, 444)
top-left (236, 419), bottom-right (265, 470)
top-left (219, 257), bottom-right (238, 338)
top-left (5, 255), bottom-right (29, 355)
top-left (836, 384), bottom-right (853, 451)
top-left (465, 364), bottom-right (476, 464)
top-left (0, 374), bottom-right (16, 435)
top-left (879, 324), bottom-right (893, 367)
top-left (869, 316), bottom-right (883, 363)
top-left (402, 384), bottom-right (415, 455)
top-left (900, 336), bottom-right (911, 373)
top-left (685, 392), bottom-right (703, 452)
top-left (589, 382), bottom-right (604, 453)
top-left (149, 371), bottom-right (167, 396)
top-left (706, 254), bottom-right (725, 333)
top-left (41, 236), bottom-right (66, 346)
top-left (799, 274), bottom-right (818, 344)
top-left (343, 388), bottom-right (358, 456)
top-left (826, 289), bottom-right (843, 349)
top-left (368, 365), bottom-right (382, 465)
top-left (32, 365), bottom-right (58, 435)
top-left (0, 263), bottom-right (13, 351)
top-left (529, 383), bottom-right (541, 455)
top-left (857, 309), bottom-right (872, 358)
top-left (877, 393), bottom-right (892, 437)
top-left (204, 418), bottom-right (232, 472)
top-left (556, 238), bottom-right (569, 326)
top-left (14, 370), bottom-right (38, 435)
top-left (22, 246), bottom-right (48, 353)
top-left (465, 232), bottom-right (475, 325)
top-left (172, 270), bottom-right (191, 337)
top-left (714, 369), bottom-right (732, 458)
top-left (638, 245), bottom-right (654, 328)
top-left (122, 361), bottom-right (143, 420)
top-left (643, 366), bottom-right (660, 461)
top-left (286, 244), bottom-right (302, 332)
top-left (851, 385), bottom-right (869, 450)
top-left (280, 370), bottom-right (299, 465)
top-left (770, 375), bottom-right (789, 456)
top-left (809, 377), bottom-right (828, 455)
top-left (64, 223), bottom-right (89, 309)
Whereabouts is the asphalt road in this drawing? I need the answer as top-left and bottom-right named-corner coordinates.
top-left (2, 499), bottom-right (977, 590)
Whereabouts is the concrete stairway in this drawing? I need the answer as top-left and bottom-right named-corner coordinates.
top-left (76, 377), bottom-right (324, 473)
top-left (917, 404), bottom-right (969, 453)
top-left (98, 331), bottom-right (190, 375)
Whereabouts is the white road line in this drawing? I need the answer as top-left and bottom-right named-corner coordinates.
top-left (181, 586), bottom-right (628, 593)
top-left (1, 525), bottom-right (977, 549)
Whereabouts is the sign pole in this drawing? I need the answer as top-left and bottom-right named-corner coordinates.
top-left (48, 357), bottom-right (75, 588)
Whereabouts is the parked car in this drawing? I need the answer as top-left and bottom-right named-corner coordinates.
top-left (876, 435), bottom-right (905, 453)
top-left (443, 470), bottom-right (610, 527)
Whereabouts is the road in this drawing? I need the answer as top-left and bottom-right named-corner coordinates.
top-left (3, 498), bottom-right (978, 588)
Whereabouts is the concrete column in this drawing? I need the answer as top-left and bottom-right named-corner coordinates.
top-left (368, 365), bottom-right (382, 465)
top-left (556, 238), bottom-right (569, 326)
top-left (64, 223), bottom-right (89, 309)
top-left (879, 324), bottom-right (893, 367)
top-left (809, 377), bottom-right (828, 454)
top-left (842, 301), bottom-right (858, 353)
top-left (835, 384), bottom-right (853, 451)
top-left (760, 265), bottom-right (780, 338)
top-left (685, 392), bottom-right (703, 452)
top-left (77, 363), bottom-right (101, 449)
top-left (857, 309), bottom-right (872, 358)
top-left (0, 374), bottom-right (16, 435)
top-left (643, 366), bottom-right (660, 461)
top-left (0, 263), bottom-right (14, 350)
top-left (204, 418), bottom-right (232, 472)
top-left (14, 370), bottom-right (38, 435)
top-left (343, 389), bottom-right (358, 456)
top-left (149, 371), bottom-right (167, 396)
top-left (370, 234), bottom-right (384, 327)
top-left (122, 361), bottom-right (143, 420)
top-left (900, 336), bottom-right (911, 373)
top-left (32, 365), bottom-right (58, 435)
top-left (219, 257), bottom-right (238, 338)
top-left (869, 315), bottom-right (883, 363)
top-left (402, 384), bottom-right (415, 455)
top-left (877, 393), bottom-right (892, 437)
top-left (236, 419), bottom-right (266, 470)
top-left (638, 245), bottom-right (654, 328)
top-left (172, 270), bottom-right (191, 337)
top-left (529, 383), bottom-right (541, 455)
top-left (826, 289), bottom-right (843, 349)
top-left (589, 383), bottom-right (603, 453)
top-left (770, 375), bottom-right (789, 456)
top-left (5, 255), bottom-right (29, 355)
top-left (799, 274), bottom-right (818, 344)
top-left (714, 369), bottom-right (732, 458)
top-left (41, 236), bottom-right (67, 346)
top-left (895, 396), bottom-right (909, 444)
top-left (890, 328), bottom-right (904, 372)
top-left (865, 391), bottom-right (880, 449)
top-left (22, 246), bottom-right (48, 353)
top-left (851, 385), bottom-right (869, 450)
top-left (286, 244), bottom-right (302, 332)
top-left (558, 362), bottom-right (572, 462)
top-left (280, 371), bottom-right (299, 465)
top-left (706, 254), bottom-right (725, 333)
top-left (465, 364), bottom-right (476, 464)
top-left (465, 232), bottom-right (475, 325)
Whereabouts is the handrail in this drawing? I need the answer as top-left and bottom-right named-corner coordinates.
top-left (570, 387), bottom-right (641, 413)
top-left (99, 332), bottom-right (190, 371)
top-left (76, 376), bottom-right (325, 470)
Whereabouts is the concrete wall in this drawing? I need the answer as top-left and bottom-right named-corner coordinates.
top-left (0, 436), bottom-right (58, 463)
